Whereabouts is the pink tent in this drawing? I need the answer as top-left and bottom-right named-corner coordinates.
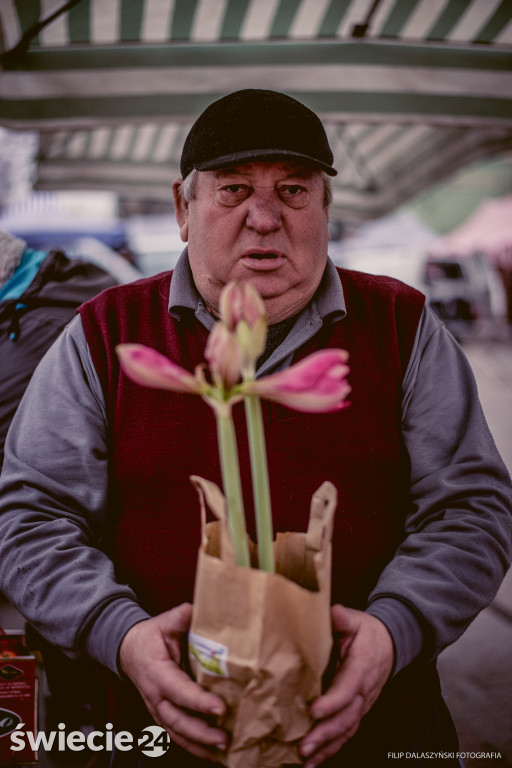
top-left (430, 196), bottom-right (512, 269)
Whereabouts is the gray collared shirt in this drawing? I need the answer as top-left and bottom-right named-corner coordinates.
top-left (169, 250), bottom-right (345, 377)
top-left (0, 253), bottom-right (511, 680)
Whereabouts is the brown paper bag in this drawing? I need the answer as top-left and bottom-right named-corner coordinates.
top-left (188, 475), bottom-right (337, 768)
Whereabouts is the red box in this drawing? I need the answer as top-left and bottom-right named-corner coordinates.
top-left (0, 631), bottom-right (37, 765)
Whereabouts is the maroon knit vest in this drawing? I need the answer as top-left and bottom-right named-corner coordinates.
top-left (79, 268), bottom-right (425, 617)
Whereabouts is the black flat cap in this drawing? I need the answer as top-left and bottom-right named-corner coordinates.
top-left (180, 89), bottom-right (337, 178)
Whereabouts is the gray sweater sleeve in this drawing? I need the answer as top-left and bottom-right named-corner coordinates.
top-left (0, 315), bottom-right (150, 674)
top-left (366, 307), bottom-right (512, 672)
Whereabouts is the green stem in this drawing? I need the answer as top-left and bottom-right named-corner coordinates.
top-left (216, 409), bottom-right (251, 568)
top-left (245, 394), bottom-right (275, 573)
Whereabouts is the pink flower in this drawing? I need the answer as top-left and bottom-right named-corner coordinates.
top-left (205, 323), bottom-right (243, 389)
top-left (116, 344), bottom-right (206, 395)
top-left (220, 281), bottom-right (265, 330)
top-left (220, 282), bottom-right (267, 374)
top-left (219, 282), bottom-right (244, 331)
top-left (244, 349), bottom-right (351, 413)
top-left (242, 283), bottom-right (266, 328)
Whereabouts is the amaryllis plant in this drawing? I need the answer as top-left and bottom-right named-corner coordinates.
top-left (116, 282), bottom-right (350, 572)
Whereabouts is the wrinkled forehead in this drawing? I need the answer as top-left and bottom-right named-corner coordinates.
top-left (206, 160), bottom-right (322, 183)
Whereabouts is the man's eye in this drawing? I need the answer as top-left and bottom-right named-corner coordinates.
top-left (217, 185), bottom-right (252, 206)
top-left (277, 185), bottom-right (310, 208)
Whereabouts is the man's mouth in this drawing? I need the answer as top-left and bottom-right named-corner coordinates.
top-left (240, 251), bottom-right (285, 271)
top-left (241, 251), bottom-right (284, 271)
top-left (246, 252), bottom-right (279, 260)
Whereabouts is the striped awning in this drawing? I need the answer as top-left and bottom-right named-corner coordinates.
top-left (1, 0), bottom-right (512, 222)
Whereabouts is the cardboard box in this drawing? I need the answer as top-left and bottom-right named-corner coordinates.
top-left (0, 631), bottom-right (37, 765)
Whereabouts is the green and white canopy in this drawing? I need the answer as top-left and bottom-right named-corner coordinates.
top-left (1, 0), bottom-right (512, 221)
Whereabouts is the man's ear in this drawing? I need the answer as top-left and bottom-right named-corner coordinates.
top-left (172, 180), bottom-right (189, 242)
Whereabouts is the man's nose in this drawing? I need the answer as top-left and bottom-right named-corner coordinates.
top-left (245, 189), bottom-right (282, 233)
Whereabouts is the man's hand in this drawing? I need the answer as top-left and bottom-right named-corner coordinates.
top-left (300, 604), bottom-right (394, 768)
top-left (119, 603), bottom-right (228, 761)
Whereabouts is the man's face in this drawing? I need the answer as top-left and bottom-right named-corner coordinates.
top-left (173, 161), bottom-right (329, 324)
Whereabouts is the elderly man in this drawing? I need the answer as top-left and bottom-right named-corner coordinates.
top-left (1, 90), bottom-right (511, 768)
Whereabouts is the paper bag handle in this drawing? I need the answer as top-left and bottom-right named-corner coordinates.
top-left (190, 475), bottom-right (237, 565)
top-left (306, 481), bottom-right (337, 553)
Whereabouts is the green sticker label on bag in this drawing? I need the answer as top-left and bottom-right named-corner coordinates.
top-left (189, 631), bottom-right (228, 677)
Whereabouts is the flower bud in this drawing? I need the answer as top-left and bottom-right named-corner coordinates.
top-left (219, 282), bottom-right (267, 375)
top-left (242, 283), bottom-right (266, 328)
top-left (205, 322), bottom-right (243, 390)
top-left (219, 281), bottom-right (243, 331)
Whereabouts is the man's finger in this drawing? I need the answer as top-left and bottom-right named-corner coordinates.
top-left (331, 603), bottom-right (360, 635)
top-left (160, 602), bottom-right (193, 640)
top-left (302, 692), bottom-right (364, 759)
top-left (302, 734), bottom-right (347, 768)
top-left (158, 662), bottom-right (226, 717)
top-left (156, 697), bottom-right (228, 749)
